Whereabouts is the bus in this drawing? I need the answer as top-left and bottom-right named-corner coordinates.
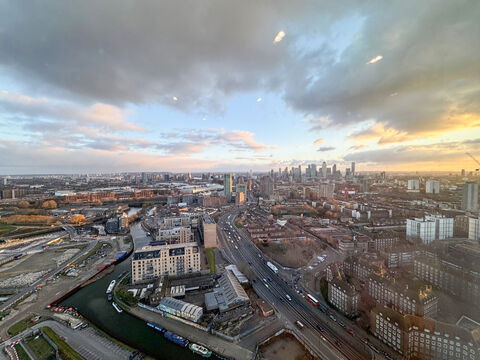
top-left (306, 294), bottom-right (319, 307)
top-left (267, 261), bottom-right (278, 273)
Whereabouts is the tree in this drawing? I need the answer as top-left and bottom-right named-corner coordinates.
top-left (70, 214), bottom-right (85, 224)
top-left (42, 200), bottom-right (57, 209)
top-left (17, 201), bottom-right (30, 208)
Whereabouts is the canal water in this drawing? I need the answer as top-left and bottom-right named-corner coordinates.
top-left (60, 223), bottom-right (202, 360)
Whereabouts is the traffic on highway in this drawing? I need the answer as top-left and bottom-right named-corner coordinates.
top-left (217, 208), bottom-right (398, 360)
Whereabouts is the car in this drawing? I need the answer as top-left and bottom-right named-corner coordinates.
top-left (361, 338), bottom-right (368, 344)
top-left (315, 324), bottom-right (324, 331)
top-left (263, 278), bottom-right (267, 283)
top-left (267, 277), bottom-right (272, 282)
top-left (265, 284), bottom-right (269, 288)
top-left (279, 297), bottom-right (284, 301)
top-left (339, 321), bottom-right (345, 328)
top-left (286, 294), bottom-right (291, 301)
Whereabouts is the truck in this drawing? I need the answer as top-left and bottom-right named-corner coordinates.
top-left (267, 261), bottom-right (278, 273)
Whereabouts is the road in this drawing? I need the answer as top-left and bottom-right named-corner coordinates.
top-left (0, 238), bottom-right (98, 312)
top-left (217, 208), bottom-right (388, 360)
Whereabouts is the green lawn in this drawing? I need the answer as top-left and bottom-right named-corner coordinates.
top-left (42, 326), bottom-right (83, 360)
top-left (0, 223), bottom-right (16, 235)
top-left (205, 248), bottom-right (216, 274)
top-left (8, 316), bottom-right (37, 336)
top-left (25, 335), bottom-right (55, 360)
top-left (14, 344), bottom-right (31, 360)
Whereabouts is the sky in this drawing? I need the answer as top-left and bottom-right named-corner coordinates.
top-left (0, 0), bottom-right (479, 174)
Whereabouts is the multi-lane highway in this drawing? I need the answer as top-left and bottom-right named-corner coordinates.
top-left (217, 208), bottom-right (392, 360)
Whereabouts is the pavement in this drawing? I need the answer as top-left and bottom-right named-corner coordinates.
top-left (129, 306), bottom-right (254, 360)
top-left (1, 319), bottom-right (131, 360)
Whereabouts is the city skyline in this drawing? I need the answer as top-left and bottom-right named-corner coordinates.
top-left (1, 1), bottom-right (480, 174)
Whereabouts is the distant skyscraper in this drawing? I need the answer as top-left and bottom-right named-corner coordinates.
top-left (351, 162), bottom-right (356, 176)
top-left (310, 163), bottom-right (317, 177)
top-left (461, 169), bottom-right (466, 176)
top-left (322, 162), bottom-right (327, 178)
top-left (224, 173), bottom-right (233, 201)
top-left (332, 164), bottom-right (336, 175)
top-left (462, 182), bottom-right (479, 212)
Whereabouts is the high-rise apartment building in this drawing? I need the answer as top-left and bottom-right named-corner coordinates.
top-left (224, 173), bottom-right (233, 201)
top-left (406, 216), bottom-right (453, 243)
top-left (319, 182), bottom-right (335, 199)
top-left (351, 162), bottom-right (355, 176)
top-left (468, 217), bottom-right (480, 241)
top-left (131, 242), bottom-right (200, 283)
top-left (260, 176), bottom-right (274, 198)
top-left (407, 179), bottom-right (420, 191)
top-left (462, 182), bottom-right (478, 212)
top-left (425, 179), bottom-right (440, 194)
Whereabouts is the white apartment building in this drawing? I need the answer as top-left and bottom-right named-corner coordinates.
top-left (407, 218), bottom-right (436, 244)
top-left (408, 179), bottom-right (420, 191)
top-left (468, 217), bottom-right (480, 241)
top-left (407, 216), bottom-right (453, 244)
top-left (425, 180), bottom-right (440, 194)
top-left (425, 215), bottom-right (454, 240)
top-left (131, 242), bottom-right (200, 284)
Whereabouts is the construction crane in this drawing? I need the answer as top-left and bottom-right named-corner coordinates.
top-left (466, 152), bottom-right (480, 172)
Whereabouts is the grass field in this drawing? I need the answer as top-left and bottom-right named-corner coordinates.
top-left (8, 316), bottom-right (37, 336)
top-left (42, 326), bottom-right (83, 360)
top-left (205, 248), bottom-right (216, 274)
top-left (25, 334), bottom-right (55, 360)
top-left (14, 344), bottom-right (31, 360)
top-left (0, 223), bottom-right (16, 236)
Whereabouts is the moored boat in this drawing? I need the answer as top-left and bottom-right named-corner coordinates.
top-left (189, 343), bottom-right (212, 358)
top-left (106, 280), bottom-right (116, 294)
top-left (112, 302), bottom-right (123, 313)
top-left (164, 330), bottom-right (189, 348)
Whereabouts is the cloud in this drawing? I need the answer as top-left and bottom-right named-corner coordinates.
top-left (173, 129), bottom-right (277, 153)
top-left (0, 90), bottom-right (142, 132)
top-left (273, 30), bottom-right (286, 43)
top-left (313, 138), bottom-right (324, 146)
top-left (0, 1), bottom-right (321, 111)
top-left (343, 137), bottom-right (480, 169)
top-left (366, 55), bottom-right (383, 64)
top-left (0, 139), bottom-right (215, 174)
top-left (349, 144), bottom-right (366, 150)
top-left (317, 146), bottom-right (335, 152)
top-left (285, 1), bottom-right (480, 143)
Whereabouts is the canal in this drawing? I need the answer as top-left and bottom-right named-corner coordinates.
top-left (60, 223), bottom-right (202, 360)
